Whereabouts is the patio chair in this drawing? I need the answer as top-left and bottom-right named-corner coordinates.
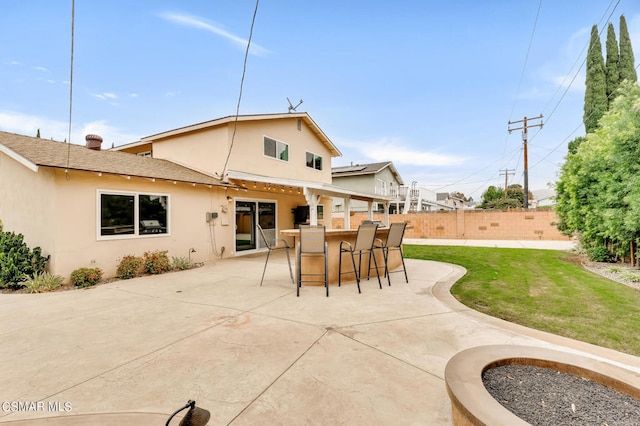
top-left (258, 225), bottom-right (294, 286)
top-left (297, 225), bottom-right (329, 297)
top-left (374, 222), bottom-right (408, 285)
top-left (339, 222), bottom-right (382, 293)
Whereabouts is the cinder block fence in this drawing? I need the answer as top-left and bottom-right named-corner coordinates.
top-left (332, 209), bottom-right (570, 241)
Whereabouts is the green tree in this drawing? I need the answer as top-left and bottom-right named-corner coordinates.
top-left (478, 184), bottom-right (529, 209)
top-left (618, 15), bottom-right (637, 84)
top-left (567, 136), bottom-right (586, 155)
top-left (605, 22), bottom-right (620, 105)
top-left (584, 25), bottom-right (607, 134)
top-left (555, 81), bottom-right (640, 259)
top-left (36, 129), bottom-right (40, 138)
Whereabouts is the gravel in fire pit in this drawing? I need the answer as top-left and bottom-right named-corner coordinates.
top-left (483, 364), bottom-right (640, 425)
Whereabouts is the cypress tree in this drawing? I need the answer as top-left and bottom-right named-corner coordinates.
top-left (605, 23), bottom-right (620, 104)
top-left (619, 15), bottom-right (637, 84)
top-left (584, 25), bottom-right (607, 134)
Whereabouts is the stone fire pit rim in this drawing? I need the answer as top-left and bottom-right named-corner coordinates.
top-left (444, 344), bottom-right (640, 426)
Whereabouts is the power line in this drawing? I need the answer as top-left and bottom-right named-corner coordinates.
top-left (65, 0), bottom-right (75, 179)
top-left (219, 0), bottom-right (260, 182)
top-left (503, 0), bottom-right (542, 160)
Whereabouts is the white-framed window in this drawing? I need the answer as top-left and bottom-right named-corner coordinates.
top-left (263, 136), bottom-right (289, 161)
top-left (305, 151), bottom-right (323, 170)
top-left (97, 190), bottom-right (169, 239)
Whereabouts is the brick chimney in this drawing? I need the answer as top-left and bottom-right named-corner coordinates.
top-left (85, 134), bottom-right (103, 151)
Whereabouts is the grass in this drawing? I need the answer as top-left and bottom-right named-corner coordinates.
top-left (404, 245), bottom-right (640, 357)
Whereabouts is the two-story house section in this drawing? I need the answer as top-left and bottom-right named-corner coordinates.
top-left (0, 114), bottom-right (393, 280)
top-left (115, 113), bottom-right (393, 255)
top-left (332, 162), bottom-right (405, 213)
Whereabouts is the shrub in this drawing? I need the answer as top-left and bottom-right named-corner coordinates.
top-left (586, 246), bottom-right (614, 263)
top-left (619, 270), bottom-right (640, 283)
top-left (116, 255), bottom-right (143, 279)
top-left (171, 256), bottom-right (192, 271)
top-left (0, 224), bottom-right (50, 289)
top-left (70, 267), bottom-right (103, 288)
top-left (23, 272), bottom-right (63, 293)
top-left (143, 250), bottom-right (171, 274)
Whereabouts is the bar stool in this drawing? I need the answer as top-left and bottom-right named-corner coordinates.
top-left (339, 222), bottom-right (382, 293)
top-left (297, 225), bottom-right (329, 297)
top-left (258, 225), bottom-right (294, 286)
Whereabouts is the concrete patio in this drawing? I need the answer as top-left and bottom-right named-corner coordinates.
top-left (1, 241), bottom-right (639, 425)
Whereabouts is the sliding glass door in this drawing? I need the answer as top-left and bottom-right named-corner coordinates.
top-left (235, 200), bottom-right (276, 252)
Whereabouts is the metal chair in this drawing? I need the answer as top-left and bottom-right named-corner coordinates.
top-left (339, 222), bottom-right (382, 293)
top-left (297, 225), bottom-right (329, 297)
top-left (375, 222), bottom-right (408, 285)
top-left (258, 225), bottom-right (294, 286)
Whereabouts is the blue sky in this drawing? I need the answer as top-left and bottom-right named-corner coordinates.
top-left (1, 1), bottom-right (639, 199)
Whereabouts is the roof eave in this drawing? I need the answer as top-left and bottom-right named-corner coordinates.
top-left (0, 143), bottom-right (38, 172)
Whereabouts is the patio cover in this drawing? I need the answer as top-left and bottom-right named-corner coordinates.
top-left (227, 170), bottom-right (395, 228)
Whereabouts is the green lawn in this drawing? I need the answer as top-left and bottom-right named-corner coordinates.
top-left (404, 245), bottom-right (640, 357)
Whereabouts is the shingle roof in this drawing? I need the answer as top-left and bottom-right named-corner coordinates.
top-left (0, 131), bottom-right (228, 186)
top-left (125, 112), bottom-right (342, 157)
top-left (331, 161), bottom-right (404, 184)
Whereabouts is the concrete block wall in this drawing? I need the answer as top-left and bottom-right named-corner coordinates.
top-left (332, 209), bottom-right (570, 241)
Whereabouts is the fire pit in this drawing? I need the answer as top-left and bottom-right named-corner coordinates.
top-left (445, 345), bottom-right (640, 425)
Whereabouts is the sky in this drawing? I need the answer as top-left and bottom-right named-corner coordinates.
top-left (1, 1), bottom-right (639, 200)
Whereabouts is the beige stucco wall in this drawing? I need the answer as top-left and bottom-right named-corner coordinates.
top-left (151, 126), bottom-right (230, 176)
top-left (0, 150), bottom-right (57, 259)
top-left (46, 169), bottom-right (332, 279)
top-left (150, 118), bottom-right (334, 184)
top-left (48, 169), bottom-right (232, 280)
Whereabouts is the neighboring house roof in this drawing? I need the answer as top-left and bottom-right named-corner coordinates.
top-left (532, 188), bottom-right (555, 201)
top-left (0, 131), bottom-right (230, 187)
top-left (331, 161), bottom-right (404, 185)
top-left (116, 112), bottom-right (342, 157)
top-left (227, 170), bottom-right (395, 203)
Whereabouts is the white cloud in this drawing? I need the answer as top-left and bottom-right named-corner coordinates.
top-left (33, 66), bottom-right (49, 72)
top-left (159, 12), bottom-right (271, 57)
top-left (130, 93), bottom-right (139, 98)
top-left (0, 110), bottom-right (140, 146)
top-left (90, 92), bottom-right (118, 101)
top-left (337, 137), bottom-right (467, 167)
top-left (78, 120), bottom-right (139, 147)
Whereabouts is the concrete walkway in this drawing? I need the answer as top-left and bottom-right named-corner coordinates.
top-left (0, 240), bottom-right (637, 425)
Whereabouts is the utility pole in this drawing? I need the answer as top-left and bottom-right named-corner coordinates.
top-left (499, 169), bottom-right (515, 197)
top-left (508, 114), bottom-right (543, 209)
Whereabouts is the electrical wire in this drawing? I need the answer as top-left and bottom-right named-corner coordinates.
top-left (498, 0), bottom-right (542, 164)
top-left (507, 0), bottom-right (542, 123)
top-left (531, 0), bottom-right (620, 137)
top-left (220, 0), bottom-right (260, 182)
top-left (539, 0), bottom-right (620, 122)
top-left (65, 0), bottom-right (75, 180)
top-left (505, 0), bottom-right (621, 185)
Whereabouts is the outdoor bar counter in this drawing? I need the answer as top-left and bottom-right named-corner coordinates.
top-left (280, 227), bottom-right (403, 286)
